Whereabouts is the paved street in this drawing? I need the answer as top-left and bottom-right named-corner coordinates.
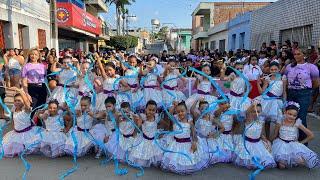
top-left (0, 114), bottom-right (319, 180)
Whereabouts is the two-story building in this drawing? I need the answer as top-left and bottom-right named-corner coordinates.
top-left (0, 0), bottom-right (51, 49)
top-left (191, 2), bottom-right (270, 52)
top-left (57, 0), bottom-right (109, 52)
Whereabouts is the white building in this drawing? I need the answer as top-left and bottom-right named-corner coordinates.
top-left (0, 0), bottom-right (51, 49)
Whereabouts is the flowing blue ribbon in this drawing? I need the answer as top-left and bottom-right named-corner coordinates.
top-left (107, 111), bottom-right (128, 175)
top-left (59, 67), bottom-right (79, 179)
top-left (119, 109), bottom-right (144, 177)
top-left (0, 97), bottom-right (11, 159)
top-left (20, 103), bottom-right (48, 180)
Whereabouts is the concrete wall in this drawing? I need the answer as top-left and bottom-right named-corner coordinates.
top-left (208, 30), bottom-right (228, 52)
top-left (250, 0), bottom-right (320, 49)
top-left (228, 12), bottom-right (251, 51)
top-left (0, 0), bottom-right (50, 49)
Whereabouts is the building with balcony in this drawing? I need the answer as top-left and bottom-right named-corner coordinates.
top-left (0, 0), bottom-right (51, 49)
top-left (228, 11), bottom-right (252, 51)
top-left (250, 0), bottom-right (320, 50)
top-left (57, 0), bottom-right (109, 52)
top-left (191, 1), bottom-right (270, 51)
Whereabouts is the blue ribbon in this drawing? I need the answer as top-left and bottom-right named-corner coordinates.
top-left (119, 109), bottom-right (144, 177)
top-left (59, 68), bottom-right (79, 179)
top-left (0, 97), bottom-right (11, 159)
top-left (107, 111), bottom-right (128, 175)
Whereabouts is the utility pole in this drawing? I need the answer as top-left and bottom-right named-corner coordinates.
top-left (50, 0), bottom-right (59, 57)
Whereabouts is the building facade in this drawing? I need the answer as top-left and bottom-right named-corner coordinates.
top-left (0, 0), bottom-right (51, 49)
top-left (191, 1), bottom-right (270, 51)
top-left (57, 0), bottom-right (109, 52)
top-left (228, 11), bottom-right (252, 51)
top-left (250, 0), bottom-right (320, 50)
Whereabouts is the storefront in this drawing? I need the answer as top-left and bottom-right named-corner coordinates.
top-left (56, 2), bottom-right (102, 52)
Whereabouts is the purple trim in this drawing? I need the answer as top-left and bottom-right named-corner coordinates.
top-left (14, 124), bottom-right (33, 133)
top-left (197, 90), bottom-right (210, 95)
top-left (123, 133), bottom-right (134, 138)
top-left (143, 133), bottom-right (154, 140)
top-left (245, 136), bottom-right (260, 143)
top-left (279, 137), bottom-right (294, 143)
top-left (174, 136), bottom-right (191, 143)
top-left (230, 91), bottom-right (242, 97)
top-left (57, 83), bottom-right (72, 88)
top-left (111, 129), bottom-right (115, 132)
top-left (144, 85), bottom-right (157, 89)
top-left (163, 85), bottom-right (177, 90)
top-left (79, 91), bottom-right (92, 97)
top-left (223, 130), bottom-right (231, 135)
top-left (103, 89), bottom-right (114, 94)
top-left (267, 92), bottom-right (281, 98)
top-left (129, 84), bottom-right (138, 88)
top-left (77, 126), bottom-right (90, 132)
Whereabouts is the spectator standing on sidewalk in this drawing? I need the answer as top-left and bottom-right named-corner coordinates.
top-left (3, 48), bottom-right (25, 88)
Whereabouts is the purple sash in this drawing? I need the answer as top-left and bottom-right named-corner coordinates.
top-left (197, 90), bottom-right (210, 95)
top-left (230, 91), bottom-right (242, 97)
top-left (77, 126), bottom-right (90, 132)
top-left (14, 124), bottom-right (33, 133)
top-left (245, 136), bottom-right (260, 143)
top-left (143, 133), bottom-right (154, 140)
top-left (174, 136), bottom-right (191, 143)
top-left (163, 85), bottom-right (177, 90)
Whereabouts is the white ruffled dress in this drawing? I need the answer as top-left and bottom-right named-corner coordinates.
top-left (64, 113), bottom-right (94, 157)
top-left (162, 72), bottom-right (186, 108)
top-left (185, 80), bottom-right (217, 110)
top-left (141, 72), bottom-right (163, 109)
top-left (128, 114), bottom-right (163, 167)
top-left (234, 119), bottom-right (276, 169)
top-left (228, 75), bottom-right (251, 115)
top-left (161, 121), bottom-right (209, 174)
top-left (3, 110), bottom-right (41, 157)
top-left (40, 113), bottom-right (66, 158)
top-left (106, 120), bottom-right (136, 162)
top-left (195, 117), bottom-right (218, 165)
top-left (50, 69), bottom-right (78, 105)
top-left (272, 119), bottom-right (320, 168)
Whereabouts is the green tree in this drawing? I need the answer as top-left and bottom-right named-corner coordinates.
top-left (109, 35), bottom-right (138, 49)
top-left (156, 26), bottom-right (169, 40)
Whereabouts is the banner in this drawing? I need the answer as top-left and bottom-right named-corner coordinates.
top-left (57, 2), bottom-right (102, 35)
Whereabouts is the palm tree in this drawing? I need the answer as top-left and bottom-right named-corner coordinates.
top-left (105, 0), bottom-right (135, 35)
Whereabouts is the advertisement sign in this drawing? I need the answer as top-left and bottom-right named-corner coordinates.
top-left (57, 2), bottom-right (102, 35)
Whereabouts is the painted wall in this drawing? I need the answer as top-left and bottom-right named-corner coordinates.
top-left (228, 12), bottom-right (252, 51)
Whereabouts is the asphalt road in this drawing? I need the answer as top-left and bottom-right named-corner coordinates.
top-left (0, 114), bottom-right (319, 180)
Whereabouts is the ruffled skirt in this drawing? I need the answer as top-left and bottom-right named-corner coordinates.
top-left (64, 127), bottom-right (94, 157)
top-left (272, 138), bottom-right (320, 168)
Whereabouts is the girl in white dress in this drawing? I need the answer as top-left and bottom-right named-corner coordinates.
top-left (140, 59), bottom-right (163, 109)
top-left (191, 97), bottom-right (224, 165)
top-left (49, 56), bottom-right (78, 107)
top-left (96, 57), bottom-right (130, 111)
top-left (90, 96), bottom-right (116, 158)
top-left (121, 55), bottom-right (143, 110)
top-left (3, 88), bottom-right (41, 157)
top-left (162, 59), bottom-right (186, 108)
top-left (37, 99), bottom-right (66, 158)
top-left (257, 62), bottom-right (286, 139)
top-left (106, 102), bottom-right (141, 162)
top-left (243, 56), bottom-right (263, 99)
top-left (271, 102), bottom-right (320, 169)
top-left (186, 65), bottom-right (217, 110)
top-left (129, 100), bottom-right (163, 167)
top-left (213, 97), bottom-right (238, 163)
top-left (234, 102), bottom-right (276, 169)
top-left (161, 101), bottom-right (209, 174)
top-left (64, 96), bottom-right (95, 157)
top-left (76, 62), bottom-right (95, 109)
top-left (220, 62), bottom-right (251, 115)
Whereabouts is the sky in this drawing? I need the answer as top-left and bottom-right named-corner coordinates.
top-left (101, 0), bottom-right (278, 30)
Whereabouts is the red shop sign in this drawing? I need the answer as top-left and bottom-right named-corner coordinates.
top-left (57, 2), bottom-right (102, 35)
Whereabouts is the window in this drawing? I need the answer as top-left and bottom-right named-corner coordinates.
top-left (219, 39), bottom-right (226, 52)
top-left (38, 29), bottom-right (46, 49)
top-left (280, 25), bottom-right (313, 48)
top-left (210, 41), bottom-right (216, 50)
top-left (205, 42), bottom-right (209, 50)
top-left (231, 34), bottom-right (236, 50)
top-left (200, 17), bottom-right (204, 27)
top-left (239, 32), bottom-right (245, 49)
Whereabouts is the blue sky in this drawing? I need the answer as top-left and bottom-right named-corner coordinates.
top-left (101, 0), bottom-right (278, 30)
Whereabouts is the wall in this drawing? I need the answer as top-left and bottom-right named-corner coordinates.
top-left (228, 12), bottom-right (251, 51)
top-left (0, 0), bottom-right (50, 49)
top-left (250, 0), bottom-right (320, 49)
top-left (208, 30), bottom-right (228, 52)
